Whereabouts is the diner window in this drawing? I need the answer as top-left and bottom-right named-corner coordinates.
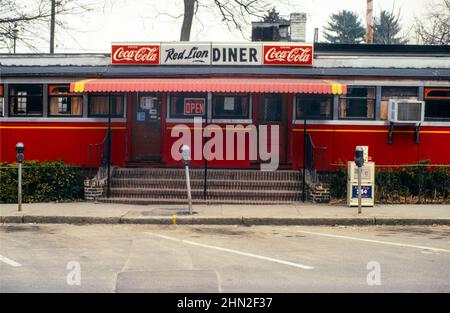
top-left (380, 87), bottom-right (418, 120)
top-left (339, 87), bottom-right (375, 120)
top-left (48, 85), bottom-right (83, 117)
top-left (260, 94), bottom-right (282, 122)
top-left (88, 95), bottom-right (124, 117)
top-left (296, 95), bottom-right (333, 120)
top-left (424, 88), bottom-right (450, 121)
top-left (169, 93), bottom-right (207, 118)
top-left (9, 84), bottom-right (43, 116)
top-left (0, 84), bottom-right (3, 117)
top-left (213, 94), bottom-right (250, 119)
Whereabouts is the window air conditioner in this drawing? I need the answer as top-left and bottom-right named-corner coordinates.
top-left (388, 99), bottom-right (425, 124)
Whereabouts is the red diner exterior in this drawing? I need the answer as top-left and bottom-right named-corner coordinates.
top-left (1, 43), bottom-right (450, 172)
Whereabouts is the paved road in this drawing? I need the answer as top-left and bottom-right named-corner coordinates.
top-left (1, 224), bottom-right (449, 292)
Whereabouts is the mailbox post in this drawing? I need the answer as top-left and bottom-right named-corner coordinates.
top-left (354, 147), bottom-right (365, 214)
top-left (16, 142), bottom-right (25, 212)
top-left (181, 145), bottom-right (193, 215)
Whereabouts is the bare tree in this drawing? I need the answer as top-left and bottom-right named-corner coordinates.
top-left (0, 0), bottom-right (99, 53)
top-left (414, 0), bottom-right (450, 45)
top-left (179, 0), bottom-right (270, 41)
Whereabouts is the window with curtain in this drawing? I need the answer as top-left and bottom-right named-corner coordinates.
top-left (212, 94), bottom-right (250, 119)
top-left (296, 95), bottom-right (333, 120)
top-left (48, 85), bottom-right (83, 117)
top-left (9, 84), bottom-right (43, 116)
top-left (88, 95), bottom-right (124, 117)
top-left (339, 87), bottom-right (375, 120)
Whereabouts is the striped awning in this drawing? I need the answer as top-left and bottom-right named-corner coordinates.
top-left (70, 78), bottom-right (347, 95)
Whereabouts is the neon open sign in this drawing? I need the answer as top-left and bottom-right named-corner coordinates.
top-left (184, 98), bottom-right (205, 115)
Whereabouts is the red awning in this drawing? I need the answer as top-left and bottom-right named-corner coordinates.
top-left (70, 78), bottom-right (346, 95)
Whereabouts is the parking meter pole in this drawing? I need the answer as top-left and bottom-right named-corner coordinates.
top-left (185, 164), bottom-right (193, 215)
top-left (181, 145), bottom-right (193, 215)
top-left (354, 146), bottom-right (364, 214)
top-left (16, 142), bottom-right (25, 212)
top-left (357, 166), bottom-right (362, 214)
top-left (18, 162), bottom-right (22, 212)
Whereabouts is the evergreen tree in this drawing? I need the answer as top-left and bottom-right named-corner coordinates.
top-left (374, 10), bottom-right (407, 44)
top-left (323, 10), bottom-right (366, 44)
top-left (262, 7), bottom-right (286, 23)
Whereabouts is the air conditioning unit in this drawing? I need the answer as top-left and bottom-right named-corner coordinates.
top-left (388, 99), bottom-right (425, 124)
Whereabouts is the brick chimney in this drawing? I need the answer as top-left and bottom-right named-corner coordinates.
top-left (290, 13), bottom-right (307, 42)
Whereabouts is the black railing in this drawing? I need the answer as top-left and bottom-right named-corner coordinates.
top-left (88, 131), bottom-right (110, 181)
top-left (305, 133), bottom-right (329, 185)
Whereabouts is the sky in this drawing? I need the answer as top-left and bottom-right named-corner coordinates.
top-left (8, 0), bottom-right (431, 53)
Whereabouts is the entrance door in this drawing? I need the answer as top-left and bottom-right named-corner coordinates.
top-left (258, 94), bottom-right (288, 164)
top-left (131, 93), bottom-right (162, 161)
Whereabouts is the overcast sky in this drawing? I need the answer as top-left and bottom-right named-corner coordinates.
top-left (10, 0), bottom-right (432, 53)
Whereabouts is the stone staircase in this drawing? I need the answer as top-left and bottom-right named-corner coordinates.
top-left (97, 167), bottom-right (303, 205)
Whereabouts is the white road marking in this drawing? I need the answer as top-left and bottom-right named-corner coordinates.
top-left (296, 230), bottom-right (450, 254)
top-left (147, 232), bottom-right (314, 270)
top-left (0, 254), bottom-right (22, 267)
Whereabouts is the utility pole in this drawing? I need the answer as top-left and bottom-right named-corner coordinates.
top-left (12, 23), bottom-right (19, 53)
top-left (50, 0), bottom-right (56, 53)
top-left (366, 0), bottom-right (374, 44)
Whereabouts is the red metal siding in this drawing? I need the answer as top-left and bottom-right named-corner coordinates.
top-left (0, 121), bottom-right (127, 167)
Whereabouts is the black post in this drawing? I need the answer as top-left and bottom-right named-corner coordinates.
top-left (50, 0), bottom-right (56, 54)
top-left (203, 96), bottom-right (209, 201)
top-left (107, 96), bottom-right (112, 198)
top-left (302, 118), bottom-right (307, 202)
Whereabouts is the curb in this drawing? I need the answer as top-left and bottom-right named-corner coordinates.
top-left (1, 215), bottom-right (450, 226)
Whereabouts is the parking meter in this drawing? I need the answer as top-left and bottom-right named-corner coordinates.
top-left (16, 142), bottom-right (25, 162)
top-left (15, 142), bottom-right (25, 212)
top-left (181, 145), bottom-right (191, 165)
top-left (354, 146), bottom-right (364, 214)
top-left (355, 147), bottom-right (364, 168)
top-left (180, 145), bottom-right (193, 215)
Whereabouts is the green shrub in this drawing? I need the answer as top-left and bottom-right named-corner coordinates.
top-left (330, 161), bottom-right (450, 204)
top-left (0, 160), bottom-right (84, 203)
top-left (330, 165), bottom-right (347, 199)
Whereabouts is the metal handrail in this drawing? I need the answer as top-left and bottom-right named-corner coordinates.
top-left (305, 133), bottom-right (328, 185)
top-left (88, 131), bottom-right (110, 180)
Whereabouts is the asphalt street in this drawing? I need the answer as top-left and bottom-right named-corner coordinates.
top-left (0, 224), bottom-right (449, 292)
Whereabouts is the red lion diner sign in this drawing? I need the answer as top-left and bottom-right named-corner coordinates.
top-left (111, 42), bottom-right (313, 66)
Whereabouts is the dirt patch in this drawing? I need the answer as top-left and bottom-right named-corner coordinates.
top-left (0, 225), bottom-right (41, 233)
top-left (141, 208), bottom-right (198, 216)
top-left (373, 226), bottom-right (450, 238)
top-left (190, 226), bottom-right (251, 236)
top-left (0, 224), bottom-right (57, 234)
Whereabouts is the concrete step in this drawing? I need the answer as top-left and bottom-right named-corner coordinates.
top-left (113, 168), bottom-right (302, 181)
top-left (110, 178), bottom-right (302, 191)
top-left (97, 197), bottom-right (298, 205)
top-left (109, 187), bottom-right (301, 201)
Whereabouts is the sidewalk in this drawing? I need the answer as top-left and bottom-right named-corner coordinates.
top-left (1, 202), bottom-right (449, 226)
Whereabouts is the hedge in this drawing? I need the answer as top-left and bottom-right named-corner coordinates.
top-left (0, 160), bottom-right (84, 203)
top-left (330, 161), bottom-right (450, 204)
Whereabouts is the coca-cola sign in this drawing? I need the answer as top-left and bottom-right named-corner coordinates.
top-left (263, 44), bottom-right (313, 66)
top-left (111, 44), bottom-right (160, 65)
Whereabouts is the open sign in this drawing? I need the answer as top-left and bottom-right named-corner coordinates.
top-left (184, 98), bottom-right (205, 115)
